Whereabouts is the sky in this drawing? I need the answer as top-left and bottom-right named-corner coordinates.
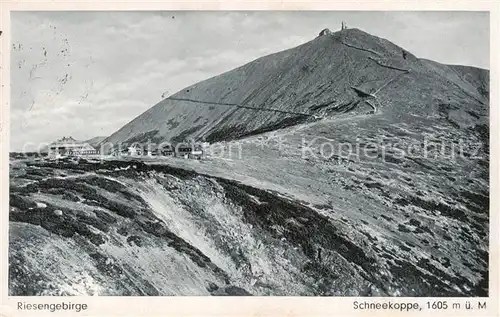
top-left (10, 11), bottom-right (489, 151)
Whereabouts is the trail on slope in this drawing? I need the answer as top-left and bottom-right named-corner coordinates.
top-left (340, 40), bottom-right (382, 56)
top-left (167, 97), bottom-right (318, 117)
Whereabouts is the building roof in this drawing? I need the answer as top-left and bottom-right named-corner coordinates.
top-left (49, 136), bottom-right (96, 151)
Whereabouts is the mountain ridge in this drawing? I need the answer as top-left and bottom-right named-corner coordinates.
top-left (85, 136), bottom-right (107, 149)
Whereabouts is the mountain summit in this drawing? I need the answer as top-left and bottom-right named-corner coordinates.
top-left (102, 28), bottom-right (488, 148)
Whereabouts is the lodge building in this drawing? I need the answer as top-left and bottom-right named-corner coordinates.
top-left (48, 136), bottom-right (98, 158)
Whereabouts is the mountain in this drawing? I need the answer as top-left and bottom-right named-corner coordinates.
top-left (102, 28), bottom-right (488, 149)
top-left (84, 136), bottom-right (107, 149)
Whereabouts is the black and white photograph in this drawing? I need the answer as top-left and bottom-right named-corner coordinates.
top-left (7, 10), bottom-right (490, 299)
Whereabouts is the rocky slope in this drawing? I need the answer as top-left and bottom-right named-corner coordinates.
top-left (9, 159), bottom-right (380, 296)
top-left (9, 155), bottom-right (488, 296)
